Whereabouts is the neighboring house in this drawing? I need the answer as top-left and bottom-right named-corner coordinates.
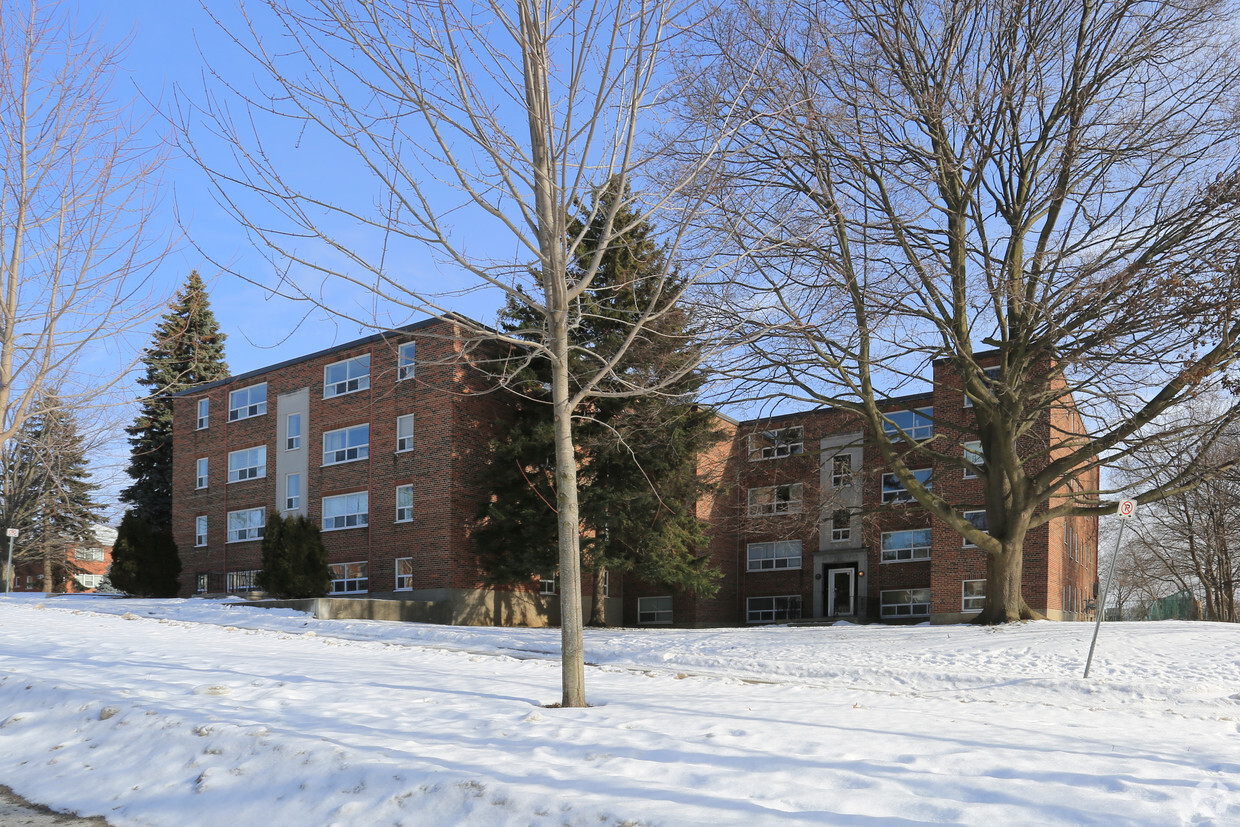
top-left (11, 525), bottom-right (117, 593)
top-left (172, 319), bottom-right (1098, 627)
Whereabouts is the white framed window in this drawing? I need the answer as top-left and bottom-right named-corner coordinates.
top-left (881, 469), bottom-right (932, 503)
top-left (227, 446), bottom-right (267, 483)
top-left (830, 509), bottom-right (851, 543)
top-left (830, 454), bottom-right (853, 487)
top-left (195, 516), bottom-right (207, 547)
top-left (395, 557), bottom-right (413, 590)
top-left (963, 441), bottom-right (984, 478)
top-left (747, 595), bottom-right (803, 623)
top-left (323, 424), bottom-right (369, 465)
top-left (748, 483), bottom-right (804, 516)
top-left (539, 571), bottom-right (557, 596)
top-left (74, 547), bottom-right (104, 562)
top-left (324, 355), bottom-right (370, 398)
top-left (329, 561), bottom-right (368, 594)
top-left (396, 414), bottom-right (414, 452)
top-left (963, 580), bottom-right (986, 612)
top-left (196, 398), bottom-right (210, 430)
top-left (962, 510), bottom-right (988, 547)
top-left (228, 383), bottom-right (267, 421)
top-left (322, 491), bottom-right (368, 530)
top-left (881, 528), bottom-right (932, 562)
top-left (286, 413), bottom-right (302, 451)
top-left (638, 595), bottom-right (673, 624)
top-left (284, 473), bottom-right (301, 512)
top-left (75, 574), bottom-right (103, 589)
top-left (398, 342), bottom-right (416, 381)
top-left (881, 587), bottom-right (931, 618)
top-left (882, 407), bottom-right (933, 441)
top-left (396, 484), bottom-right (413, 522)
top-left (747, 540), bottom-right (802, 571)
top-left (226, 507), bottom-right (266, 543)
top-left (196, 573), bottom-right (209, 593)
top-left (964, 366), bottom-right (1001, 407)
top-left (748, 426), bottom-right (804, 460)
top-left (196, 457), bottom-right (209, 489)
top-left (227, 569), bottom-right (259, 592)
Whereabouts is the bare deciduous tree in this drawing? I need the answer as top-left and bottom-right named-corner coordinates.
top-left (683, 0), bottom-right (1240, 622)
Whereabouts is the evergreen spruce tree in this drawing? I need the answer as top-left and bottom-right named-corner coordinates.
top-left (257, 513), bottom-right (331, 599)
top-left (475, 192), bottom-right (723, 624)
top-left (109, 511), bottom-right (181, 597)
top-left (121, 271), bottom-right (229, 527)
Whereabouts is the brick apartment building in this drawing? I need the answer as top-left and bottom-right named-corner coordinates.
top-left (172, 317), bottom-right (1097, 626)
top-left (10, 527), bottom-right (117, 593)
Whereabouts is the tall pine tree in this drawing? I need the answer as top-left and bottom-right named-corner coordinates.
top-left (475, 191), bottom-right (723, 624)
top-left (122, 271), bottom-right (229, 527)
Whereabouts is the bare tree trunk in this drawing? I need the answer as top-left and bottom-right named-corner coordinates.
top-left (974, 540), bottom-right (1042, 624)
top-left (551, 342), bottom-right (585, 706)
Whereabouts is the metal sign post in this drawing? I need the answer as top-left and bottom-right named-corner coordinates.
top-left (3, 528), bottom-right (17, 596)
top-left (1084, 499), bottom-right (1136, 678)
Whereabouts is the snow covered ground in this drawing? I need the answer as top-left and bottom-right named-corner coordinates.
top-left (0, 594), bottom-right (1236, 826)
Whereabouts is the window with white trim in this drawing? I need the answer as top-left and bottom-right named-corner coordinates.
top-left (227, 446), bottom-right (267, 483)
top-left (963, 441), bottom-right (984, 478)
top-left (329, 561), bottom-right (368, 594)
top-left (830, 454), bottom-right (853, 487)
top-left (324, 355), bottom-right (370, 398)
top-left (746, 595), bottom-right (802, 623)
top-left (284, 473), bottom-right (301, 512)
top-left (830, 509), bottom-right (851, 543)
top-left (396, 484), bottom-right (413, 522)
top-left (962, 510), bottom-right (988, 547)
top-left (882, 407), bottom-right (933, 441)
top-left (881, 469), bottom-right (932, 503)
top-left (196, 457), bottom-right (208, 489)
top-left (748, 483), bottom-right (804, 516)
top-left (322, 492), bottom-right (368, 530)
top-left (962, 580), bottom-right (986, 612)
top-left (964, 366), bottom-right (1001, 407)
top-left (638, 595), bottom-right (673, 624)
top-left (881, 528), bottom-right (932, 562)
top-left (881, 587), bottom-right (931, 618)
top-left (286, 413), bottom-right (302, 450)
top-left (539, 571), bottom-right (557, 596)
top-left (747, 540), bottom-right (802, 571)
top-left (227, 569), bottom-right (259, 592)
top-left (74, 547), bottom-right (104, 562)
top-left (748, 426), bottom-right (804, 460)
top-left (323, 424), bottom-right (369, 465)
top-left (195, 516), bottom-right (207, 547)
top-left (398, 342), bottom-right (416, 380)
top-left (396, 414), bottom-right (414, 452)
top-left (228, 383), bottom-right (267, 421)
top-left (227, 508), bottom-right (266, 542)
top-left (196, 398), bottom-right (209, 430)
top-left (75, 574), bottom-right (103, 589)
top-left (395, 557), bottom-right (413, 590)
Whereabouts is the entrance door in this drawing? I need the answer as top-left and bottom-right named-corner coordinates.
top-left (826, 567), bottom-right (855, 617)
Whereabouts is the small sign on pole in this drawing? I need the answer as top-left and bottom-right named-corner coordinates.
top-left (1084, 499), bottom-right (1138, 678)
top-left (1116, 499), bottom-right (1136, 519)
top-left (5, 528), bottom-right (17, 538)
top-left (3, 528), bottom-right (15, 595)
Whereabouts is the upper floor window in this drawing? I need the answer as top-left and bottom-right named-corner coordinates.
top-left (229, 383), bottom-right (267, 421)
top-left (396, 484), bottom-right (414, 522)
top-left (284, 473), bottom-right (302, 512)
top-left (398, 342), bottom-right (416, 381)
top-left (831, 454), bottom-right (853, 487)
top-left (323, 424), bottom-right (369, 465)
top-left (964, 366), bottom-right (1001, 408)
top-left (748, 483), bottom-right (804, 516)
top-left (196, 457), bottom-right (209, 489)
top-left (322, 491), bottom-right (369, 530)
top-left (830, 509), bottom-right (851, 542)
top-left (881, 469), bottom-right (932, 503)
top-left (882, 407), bottom-right (933, 441)
top-left (962, 510), bottom-right (988, 547)
top-left (286, 413), bottom-right (302, 451)
top-left (396, 414), bottom-right (414, 452)
top-left (195, 516), bottom-right (207, 547)
top-left (227, 508), bottom-right (266, 543)
top-left (74, 547), bottom-right (104, 562)
top-left (747, 540), bottom-right (802, 571)
top-left (963, 441), bottom-right (984, 478)
top-left (228, 446), bottom-right (267, 483)
top-left (196, 398), bottom-right (210, 430)
top-left (748, 426), bottom-right (804, 461)
top-left (881, 528), bottom-right (932, 562)
top-left (324, 355), bottom-right (370, 398)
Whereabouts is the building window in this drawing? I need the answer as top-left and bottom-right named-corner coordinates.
top-left (965, 366), bottom-right (1001, 407)
top-left (963, 441), bottom-right (984, 478)
top-left (881, 469), bottom-right (932, 503)
top-left (196, 398), bottom-right (209, 430)
top-left (227, 569), bottom-right (259, 592)
top-left (284, 473), bottom-right (301, 512)
top-left (963, 580), bottom-right (986, 612)
top-left (227, 446), bottom-right (267, 483)
top-left (1066, 523), bottom-right (1081, 562)
top-left (323, 424), bottom-right (369, 465)
top-left (196, 573), bottom-right (209, 593)
top-left (830, 509), bottom-right (851, 542)
top-left (830, 454), bottom-right (853, 487)
top-left (396, 484), bottom-right (413, 522)
top-left (195, 516), bottom-right (207, 547)
top-left (881, 528), bottom-right (932, 562)
top-left (747, 540), bottom-right (802, 571)
top-left (228, 383), bottom-right (267, 421)
top-left (637, 595), bottom-right (673, 624)
top-left (196, 457), bottom-right (209, 489)
top-left (396, 414), bottom-right (414, 452)
top-left (324, 355), bottom-right (370, 398)
top-left (286, 413), bottom-right (302, 450)
top-left (322, 492), bottom-right (368, 530)
top-left (748, 426), bottom-right (804, 460)
top-left (882, 407), bottom-right (933, 441)
top-left (74, 547), bottom-right (105, 562)
top-left (881, 588), bottom-right (931, 618)
top-left (539, 571), bottom-right (557, 595)
top-left (395, 557), bottom-right (413, 590)
top-left (962, 510), bottom-right (988, 546)
top-left (748, 483), bottom-right (804, 516)
top-left (746, 595), bottom-right (802, 623)
top-left (75, 574), bottom-right (103, 589)
top-left (226, 508), bottom-right (266, 543)
top-left (398, 342), bottom-right (416, 381)
top-left (329, 562), bottom-right (368, 594)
